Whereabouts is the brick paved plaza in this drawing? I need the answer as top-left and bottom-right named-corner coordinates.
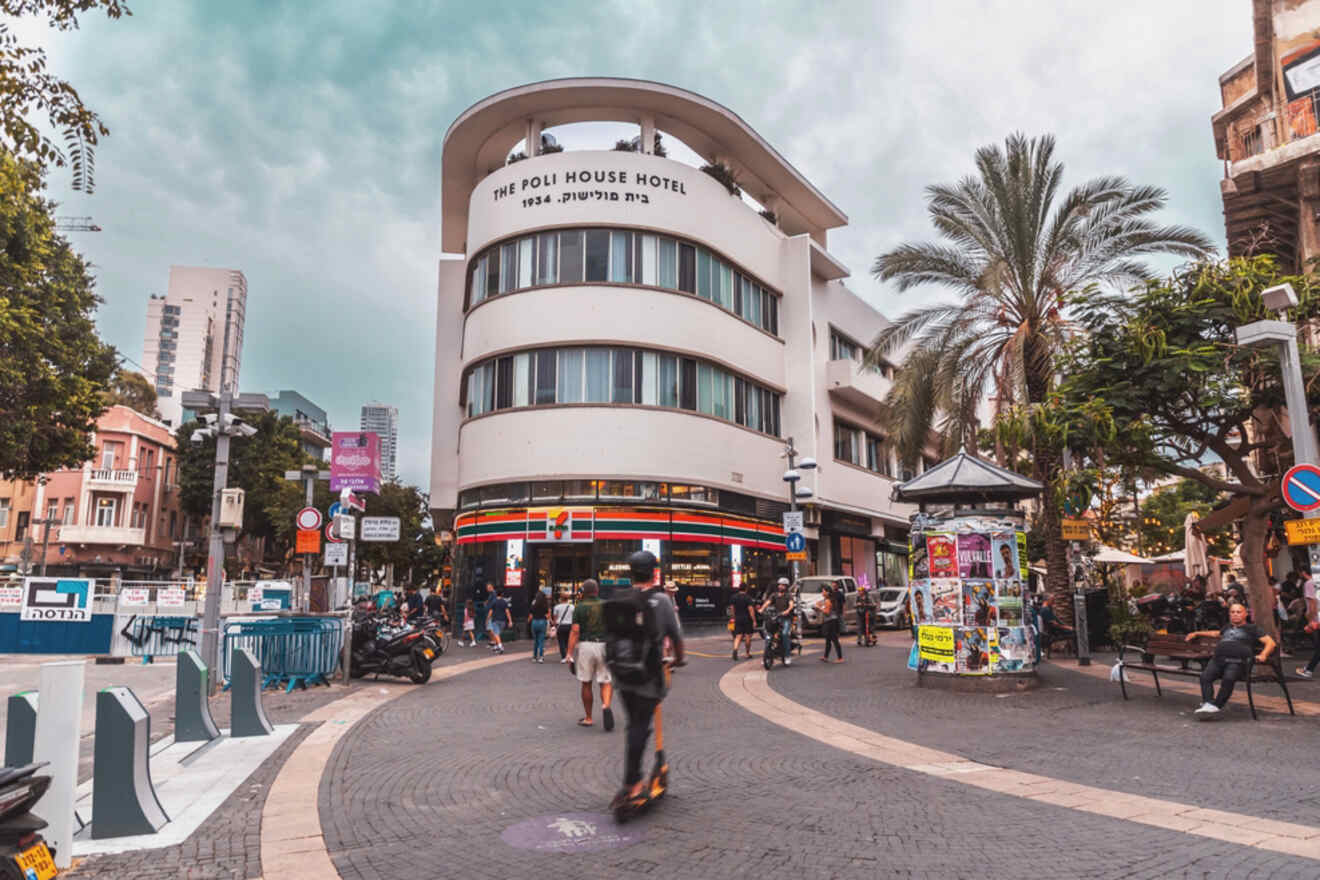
top-left (66, 631), bottom-right (1320, 879)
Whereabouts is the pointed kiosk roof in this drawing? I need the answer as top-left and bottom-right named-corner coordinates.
top-left (894, 451), bottom-right (1043, 504)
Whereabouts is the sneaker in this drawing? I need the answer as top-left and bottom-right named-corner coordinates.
top-left (560, 657), bottom-right (569, 664)
top-left (784, 657), bottom-right (792, 667)
top-left (1193, 703), bottom-right (1219, 719)
top-left (1297, 668), bottom-right (1314, 679)
top-left (537, 657), bottom-right (544, 663)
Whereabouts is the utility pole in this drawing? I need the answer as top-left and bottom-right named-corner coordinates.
top-left (34, 517), bottom-right (56, 577)
top-left (283, 463), bottom-right (330, 612)
top-left (780, 436), bottom-right (817, 583)
top-left (182, 389), bottom-right (269, 691)
top-left (1062, 447), bottom-right (1091, 666)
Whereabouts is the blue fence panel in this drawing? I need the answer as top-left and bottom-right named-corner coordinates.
top-left (222, 618), bottom-right (343, 691)
top-left (0, 613), bottom-right (114, 654)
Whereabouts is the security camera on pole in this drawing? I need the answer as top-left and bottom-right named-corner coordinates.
top-left (181, 389), bottom-right (270, 692)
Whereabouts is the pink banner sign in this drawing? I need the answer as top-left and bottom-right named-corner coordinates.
top-left (330, 432), bottom-right (382, 493)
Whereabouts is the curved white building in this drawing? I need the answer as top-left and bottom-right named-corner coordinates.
top-left (431, 78), bottom-right (917, 619)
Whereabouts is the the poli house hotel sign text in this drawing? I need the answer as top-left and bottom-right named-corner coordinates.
top-left (493, 168), bottom-right (690, 208)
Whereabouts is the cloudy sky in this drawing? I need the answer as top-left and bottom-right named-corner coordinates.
top-left (13, 1), bottom-right (1247, 488)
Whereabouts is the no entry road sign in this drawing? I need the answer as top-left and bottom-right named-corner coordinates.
top-left (1282, 463), bottom-right (1320, 513)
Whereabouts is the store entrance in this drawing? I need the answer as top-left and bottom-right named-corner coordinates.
top-left (529, 543), bottom-right (592, 603)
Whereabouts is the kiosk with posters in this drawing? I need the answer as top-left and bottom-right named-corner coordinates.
top-left (895, 451), bottom-right (1043, 693)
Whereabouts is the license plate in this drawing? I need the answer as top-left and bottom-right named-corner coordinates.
top-left (16, 841), bottom-right (56, 880)
top-left (423, 648), bottom-right (434, 659)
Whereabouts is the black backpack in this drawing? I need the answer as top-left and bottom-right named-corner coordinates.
top-left (603, 587), bottom-right (659, 687)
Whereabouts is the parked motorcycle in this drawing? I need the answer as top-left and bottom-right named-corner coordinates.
top-left (0, 762), bottom-right (56, 880)
top-left (349, 611), bottom-right (438, 684)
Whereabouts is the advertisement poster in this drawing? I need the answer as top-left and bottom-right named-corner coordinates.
top-left (995, 579), bottom-right (1024, 626)
top-left (330, 431), bottom-right (382, 493)
top-left (962, 581), bottom-right (995, 626)
top-left (918, 625), bottom-right (955, 663)
top-left (931, 579), bottom-right (960, 623)
top-left (995, 626), bottom-right (1033, 672)
top-left (927, 534), bottom-right (958, 578)
top-left (957, 533), bottom-right (993, 579)
top-left (991, 533), bottom-right (1017, 580)
top-left (909, 581), bottom-right (932, 623)
top-left (1016, 532), bottom-right (1029, 581)
top-left (956, 627), bottom-right (991, 674)
top-left (909, 532), bottom-right (928, 580)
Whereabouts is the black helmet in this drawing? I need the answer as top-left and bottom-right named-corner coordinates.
top-left (628, 550), bottom-right (658, 583)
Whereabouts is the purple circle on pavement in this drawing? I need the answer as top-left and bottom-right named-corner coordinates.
top-left (501, 812), bottom-right (643, 852)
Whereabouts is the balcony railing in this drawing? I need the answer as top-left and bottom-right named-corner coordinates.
top-left (58, 524), bottom-right (147, 545)
top-left (87, 468), bottom-right (138, 488)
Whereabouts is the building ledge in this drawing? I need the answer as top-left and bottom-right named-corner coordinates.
top-left (58, 525), bottom-right (146, 545)
top-left (810, 241), bottom-right (850, 280)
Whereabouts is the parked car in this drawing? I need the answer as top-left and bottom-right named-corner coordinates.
top-left (872, 586), bottom-right (910, 629)
top-left (796, 576), bottom-right (859, 634)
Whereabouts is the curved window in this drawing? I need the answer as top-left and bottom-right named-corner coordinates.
top-left (466, 227), bottom-right (780, 336)
top-left (463, 346), bottom-right (782, 437)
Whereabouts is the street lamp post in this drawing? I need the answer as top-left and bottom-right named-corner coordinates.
top-left (1236, 283), bottom-right (1320, 571)
top-left (781, 436), bottom-right (817, 583)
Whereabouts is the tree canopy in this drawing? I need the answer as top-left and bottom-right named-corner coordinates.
top-left (1, 0), bottom-right (130, 192)
top-left (0, 149), bottom-right (116, 479)
top-left (102, 368), bottom-right (158, 418)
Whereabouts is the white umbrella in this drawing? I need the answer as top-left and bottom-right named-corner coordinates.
top-left (1184, 512), bottom-right (1210, 579)
top-left (1092, 545), bottom-right (1154, 565)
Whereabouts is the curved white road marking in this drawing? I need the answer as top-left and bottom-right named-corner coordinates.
top-left (719, 661), bottom-right (1320, 861)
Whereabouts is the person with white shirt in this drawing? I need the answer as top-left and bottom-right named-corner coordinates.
top-left (553, 590), bottom-right (576, 662)
top-left (1296, 567), bottom-right (1320, 679)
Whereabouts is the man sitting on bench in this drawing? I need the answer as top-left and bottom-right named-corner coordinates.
top-left (1185, 602), bottom-right (1275, 719)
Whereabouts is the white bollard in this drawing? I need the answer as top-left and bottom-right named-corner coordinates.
top-left (32, 660), bottom-right (84, 869)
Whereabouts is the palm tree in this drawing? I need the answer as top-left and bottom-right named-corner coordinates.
top-left (868, 133), bottom-right (1213, 619)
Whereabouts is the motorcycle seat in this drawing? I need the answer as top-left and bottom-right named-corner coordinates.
top-left (0, 763), bottom-right (47, 788)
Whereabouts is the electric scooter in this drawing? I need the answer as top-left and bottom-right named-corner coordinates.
top-left (612, 661), bottom-right (683, 823)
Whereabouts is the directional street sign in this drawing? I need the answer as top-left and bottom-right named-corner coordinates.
top-left (327, 502), bottom-right (342, 520)
top-left (1282, 463), bottom-right (1320, 513)
top-left (296, 507), bottom-right (322, 531)
top-left (324, 543), bottom-right (348, 566)
top-left (785, 532), bottom-right (806, 553)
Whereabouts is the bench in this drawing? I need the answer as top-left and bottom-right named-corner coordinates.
top-left (1117, 633), bottom-right (1294, 720)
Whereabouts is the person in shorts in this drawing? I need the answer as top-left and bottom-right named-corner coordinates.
top-left (460, 599), bottom-right (476, 646)
top-left (566, 579), bottom-right (614, 731)
top-left (485, 589), bottom-right (511, 655)
top-left (729, 582), bottom-right (757, 660)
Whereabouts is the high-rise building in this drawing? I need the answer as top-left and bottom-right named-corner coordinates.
top-left (1212, 0), bottom-right (1320, 271)
top-left (360, 402), bottom-right (399, 482)
top-left (141, 266), bottom-right (247, 426)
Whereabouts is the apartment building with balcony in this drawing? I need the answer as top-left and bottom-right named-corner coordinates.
top-left (430, 79), bottom-right (916, 620)
top-left (0, 405), bottom-right (184, 578)
top-left (270, 390), bottom-right (333, 461)
top-left (1212, 0), bottom-right (1320, 270)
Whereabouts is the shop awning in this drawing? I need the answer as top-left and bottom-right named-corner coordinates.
top-left (1092, 546), bottom-right (1154, 565)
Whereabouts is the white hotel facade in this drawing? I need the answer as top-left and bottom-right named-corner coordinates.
top-left (431, 79), bottom-right (920, 619)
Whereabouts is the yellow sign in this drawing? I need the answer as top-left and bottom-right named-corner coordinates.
top-left (786, 550), bottom-right (807, 561)
top-left (1061, 518), bottom-right (1091, 541)
top-left (1285, 518), bottom-right (1320, 545)
top-left (917, 625), bottom-right (955, 662)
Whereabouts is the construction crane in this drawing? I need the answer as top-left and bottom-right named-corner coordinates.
top-left (54, 216), bottom-right (102, 232)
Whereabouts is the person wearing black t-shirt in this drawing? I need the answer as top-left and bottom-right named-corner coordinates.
top-left (729, 584), bottom-right (757, 661)
top-left (1186, 602), bottom-right (1276, 719)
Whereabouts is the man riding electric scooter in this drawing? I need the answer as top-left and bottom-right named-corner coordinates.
top-left (605, 550), bottom-right (685, 820)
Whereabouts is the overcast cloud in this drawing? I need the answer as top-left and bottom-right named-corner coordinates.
top-left (13, 0), bottom-right (1247, 487)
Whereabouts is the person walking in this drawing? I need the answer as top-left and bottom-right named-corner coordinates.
top-left (815, 586), bottom-right (844, 663)
top-left (608, 551), bottom-right (685, 810)
top-left (460, 599), bottom-right (477, 646)
top-left (566, 579), bottom-right (614, 730)
top-left (552, 589), bottom-right (575, 662)
top-left (529, 588), bottom-right (551, 663)
top-left (486, 588), bottom-right (512, 655)
top-left (1296, 566), bottom-right (1320, 679)
top-left (729, 582), bottom-right (756, 660)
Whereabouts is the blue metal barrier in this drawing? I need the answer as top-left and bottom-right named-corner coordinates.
top-left (120, 615), bottom-right (199, 663)
top-left (221, 618), bottom-right (343, 692)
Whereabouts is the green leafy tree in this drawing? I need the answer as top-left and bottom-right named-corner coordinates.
top-left (1055, 256), bottom-right (1320, 634)
top-left (867, 133), bottom-right (1213, 619)
top-left (0, 149), bottom-right (115, 479)
top-left (1139, 479), bottom-right (1234, 560)
top-left (176, 412), bottom-right (308, 560)
top-left (1, 0), bottom-right (130, 191)
top-left (102, 368), bottom-right (157, 418)
top-left (355, 482), bottom-right (431, 581)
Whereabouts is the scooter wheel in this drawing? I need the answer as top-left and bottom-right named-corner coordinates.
top-left (762, 653), bottom-right (773, 670)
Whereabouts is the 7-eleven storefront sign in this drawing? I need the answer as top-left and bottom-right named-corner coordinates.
top-left (526, 508), bottom-right (594, 542)
top-left (455, 507), bottom-right (783, 550)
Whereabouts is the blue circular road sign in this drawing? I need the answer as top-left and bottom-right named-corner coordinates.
top-left (1283, 464), bottom-right (1320, 513)
top-left (785, 532), bottom-right (806, 552)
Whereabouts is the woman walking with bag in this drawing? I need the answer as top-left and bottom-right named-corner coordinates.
top-left (814, 585), bottom-right (844, 663)
top-left (553, 589), bottom-right (576, 662)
